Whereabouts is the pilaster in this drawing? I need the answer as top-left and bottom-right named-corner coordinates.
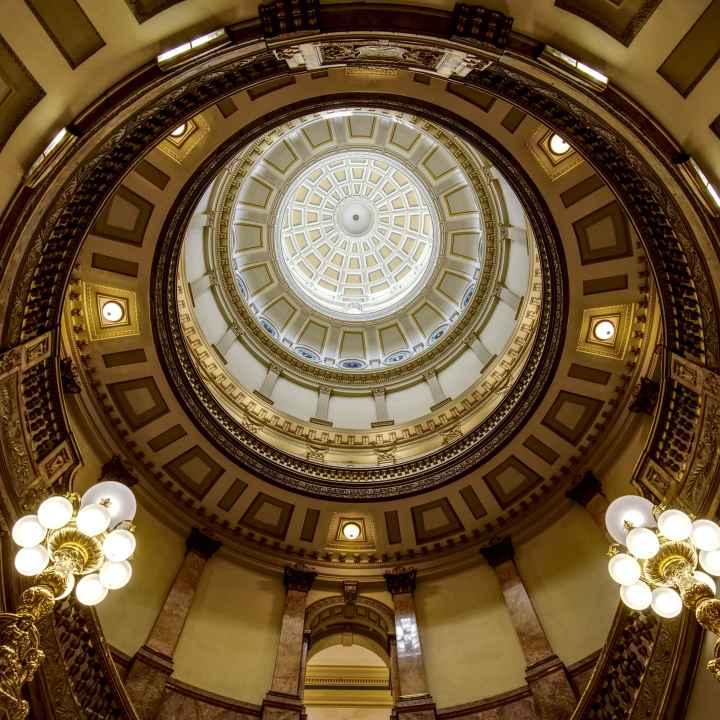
top-left (125, 528), bottom-right (221, 720)
top-left (262, 566), bottom-right (317, 720)
top-left (384, 569), bottom-right (436, 720)
top-left (481, 540), bottom-right (576, 720)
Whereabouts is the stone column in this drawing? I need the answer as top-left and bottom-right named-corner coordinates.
top-left (566, 471), bottom-right (609, 531)
top-left (423, 371), bottom-right (449, 411)
top-left (262, 566), bottom-right (317, 720)
top-left (466, 335), bottom-right (493, 366)
top-left (481, 540), bottom-right (576, 720)
top-left (125, 528), bottom-right (221, 720)
top-left (311, 385), bottom-right (332, 425)
top-left (371, 387), bottom-right (393, 426)
top-left (384, 569), bottom-right (436, 720)
top-left (256, 364), bottom-right (281, 403)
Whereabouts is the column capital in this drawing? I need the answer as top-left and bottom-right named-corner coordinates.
top-left (566, 471), bottom-right (604, 508)
top-left (283, 565), bottom-right (317, 592)
top-left (384, 568), bottom-right (417, 595)
top-left (186, 527), bottom-right (222, 559)
top-left (101, 455), bottom-right (138, 487)
top-left (480, 538), bottom-right (514, 567)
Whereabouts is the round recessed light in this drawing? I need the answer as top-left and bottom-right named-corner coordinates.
top-left (549, 134), bottom-right (571, 156)
top-left (342, 522), bottom-right (361, 540)
top-left (170, 123), bottom-right (187, 137)
top-left (593, 319), bottom-right (616, 341)
top-left (101, 300), bottom-right (125, 323)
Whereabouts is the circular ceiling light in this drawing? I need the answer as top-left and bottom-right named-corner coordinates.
top-left (549, 134), bottom-right (571, 155)
top-left (171, 123), bottom-right (187, 137)
top-left (342, 522), bottom-right (361, 540)
top-left (593, 319), bottom-right (616, 341)
top-left (275, 150), bottom-right (438, 321)
top-left (101, 300), bottom-right (125, 323)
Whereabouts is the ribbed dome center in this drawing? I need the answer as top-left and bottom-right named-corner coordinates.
top-left (275, 150), bottom-right (437, 320)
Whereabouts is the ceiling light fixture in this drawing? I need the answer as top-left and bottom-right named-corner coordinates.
top-left (604, 495), bottom-right (720, 682)
top-left (5, 482), bottom-right (139, 707)
top-left (342, 522), bottom-right (362, 540)
top-left (549, 134), bottom-right (570, 155)
top-left (170, 123), bottom-right (187, 137)
top-left (592, 319), bottom-right (616, 341)
top-left (101, 300), bottom-right (125, 323)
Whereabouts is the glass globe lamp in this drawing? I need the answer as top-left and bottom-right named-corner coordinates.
top-left (692, 519), bottom-right (720, 552)
top-left (37, 495), bottom-right (74, 530)
top-left (605, 495), bottom-right (656, 544)
top-left (81, 481), bottom-right (136, 528)
top-left (694, 570), bottom-right (717, 594)
top-left (626, 527), bottom-right (660, 559)
top-left (102, 528), bottom-right (136, 561)
top-left (608, 553), bottom-right (641, 585)
top-left (15, 545), bottom-right (50, 576)
top-left (700, 549), bottom-right (720, 576)
top-left (657, 508), bottom-right (693, 541)
top-left (620, 580), bottom-right (652, 610)
top-left (76, 503), bottom-right (111, 536)
top-left (56, 574), bottom-right (76, 601)
top-left (651, 587), bottom-right (683, 619)
top-left (75, 573), bottom-right (108, 606)
top-left (100, 560), bottom-right (133, 590)
top-left (12, 515), bottom-right (47, 548)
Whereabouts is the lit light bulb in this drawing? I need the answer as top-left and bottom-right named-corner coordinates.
top-left (651, 587), bottom-right (683, 619)
top-left (620, 580), bottom-right (652, 610)
top-left (99, 560), bottom-right (133, 590)
top-left (101, 300), bottom-right (125, 323)
top-left (37, 495), bottom-right (74, 530)
top-left (549, 133), bottom-right (570, 155)
top-left (699, 549), bottom-right (720, 576)
top-left (76, 504), bottom-right (111, 537)
top-left (626, 527), bottom-right (660, 560)
top-left (692, 519), bottom-right (720, 552)
top-left (12, 515), bottom-right (47, 548)
top-left (622, 509), bottom-right (645, 528)
top-left (56, 574), bottom-right (76, 600)
top-left (81, 481), bottom-right (136, 526)
top-left (593, 320), bottom-right (616, 341)
top-left (15, 545), bottom-right (50, 576)
top-left (657, 509), bottom-right (693, 541)
top-left (608, 553), bottom-right (641, 585)
top-left (102, 528), bottom-right (136, 561)
top-left (170, 123), bottom-right (187, 137)
top-left (693, 570), bottom-right (717, 595)
top-left (605, 495), bottom-right (656, 544)
top-left (342, 522), bottom-right (361, 541)
top-left (75, 573), bottom-right (108, 606)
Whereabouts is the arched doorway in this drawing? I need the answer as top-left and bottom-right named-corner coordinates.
top-left (304, 595), bottom-right (396, 719)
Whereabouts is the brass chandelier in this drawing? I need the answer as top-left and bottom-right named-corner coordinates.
top-left (1, 481), bottom-right (138, 719)
top-left (605, 495), bottom-right (720, 680)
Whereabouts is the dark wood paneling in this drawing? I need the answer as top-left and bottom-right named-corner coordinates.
top-left (147, 424), bottom-right (186, 451)
top-left (300, 508), bottom-right (320, 542)
top-left (523, 435), bottom-right (559, 465)
top-left (568, 363), bottom-right (611, 385)
top-left (218, 479), bottom-right (248, 512)
top-left (102, 348), bottom-right (147, 367)
top-left (385, 510), bottom-right (401, 544)
top-left (560, 173), bottom-right (604, 208)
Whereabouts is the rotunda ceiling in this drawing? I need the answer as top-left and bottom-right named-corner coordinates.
top-left (42, 47), bottom-right (664, 576)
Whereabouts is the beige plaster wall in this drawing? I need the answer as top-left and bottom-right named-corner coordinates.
top-left (172, 556), bottom-right (285, 704)
top-left (415, 563), bottom-right (527, 707)
top-left (514, 504), bottom-right (618, 665)
top-left (306, 708), bottom-right (390, 720)
top-left (95, 503), bottom-right (187, 657)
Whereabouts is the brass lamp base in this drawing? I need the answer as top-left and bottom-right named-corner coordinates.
top-left (0, 532), bottom-right (100, 719)
top-left (645, 540), bottom-right (720, 679)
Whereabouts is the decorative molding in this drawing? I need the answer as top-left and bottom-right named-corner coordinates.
top-left (384, 568), bottom-right (417, 595)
